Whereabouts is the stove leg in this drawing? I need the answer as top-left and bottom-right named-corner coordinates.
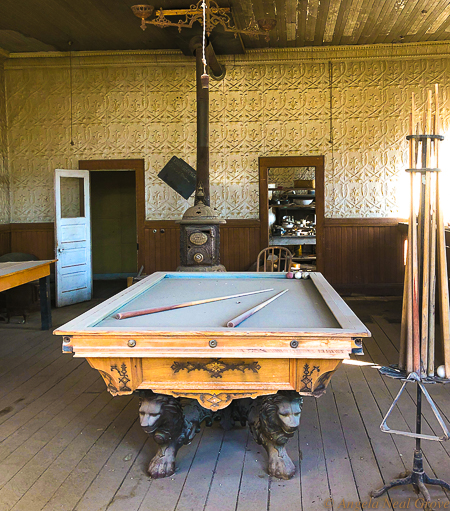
top-left (248, 391), bottom-right (303, 480)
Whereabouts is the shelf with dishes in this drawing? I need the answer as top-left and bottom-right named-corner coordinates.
top-left (268, 179), bottom-right (316, 270)
top-left (269, 186), bottom-right (315, 207)
top-left (270, 235), bottom-right (316, 246)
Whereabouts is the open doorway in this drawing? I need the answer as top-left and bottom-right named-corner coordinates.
top-left (259, 156), bottom-right (324, 272)
top-left (79, 159), bottom-right (145, 298)
top-left (90, 170), bottom-right (137, 279)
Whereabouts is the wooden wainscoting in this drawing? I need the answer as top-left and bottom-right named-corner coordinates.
top-left (220, 220), bottom-right (261, 272)
top-left (1, 221), bottom-right (262, 274)
top-left (0, 224), bottom-right (11, 255)
top-left (322, 218), bottom-right (407, 295)
top-left (10, 223), bottom-right (55, 260)
top-left (144, 221), bottom-right (181, 273)
top-left (1, 219), bottom-right (408, 295)
top-left (144, 219), bottom-right (262, 274)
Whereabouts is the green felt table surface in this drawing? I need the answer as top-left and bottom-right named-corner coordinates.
top-left (94, 273), bottom-right (341, 330)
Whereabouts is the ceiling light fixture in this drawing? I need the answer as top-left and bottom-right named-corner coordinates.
top-left (131, 0), bottom-right (276, 40)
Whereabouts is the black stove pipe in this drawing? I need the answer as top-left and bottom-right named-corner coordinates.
top-left (189, 36), bottom-right (225, 207)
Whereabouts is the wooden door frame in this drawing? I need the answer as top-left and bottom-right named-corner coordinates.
top-left (78, 159), bottom-right (145, 272)
top-left (259, 156), bottom-right (324, 272)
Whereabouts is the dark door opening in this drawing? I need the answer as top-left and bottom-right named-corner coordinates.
top-left (90, 170), bottom-right (137, 280)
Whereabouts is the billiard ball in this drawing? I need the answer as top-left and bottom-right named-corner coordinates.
top-left (436, 365), bottom-right (446, 378)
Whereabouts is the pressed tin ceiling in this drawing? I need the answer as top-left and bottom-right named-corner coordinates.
top-left (1, 0), bottom-right (450, 55)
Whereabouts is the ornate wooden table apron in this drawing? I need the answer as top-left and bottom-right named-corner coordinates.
top-left (55, 271), bottom-right (369, 408)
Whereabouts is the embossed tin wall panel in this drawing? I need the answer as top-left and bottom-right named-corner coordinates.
top-left (5, 43), bottom-right (450, 222)
top-left (0, 61), bottom-right (9, 224)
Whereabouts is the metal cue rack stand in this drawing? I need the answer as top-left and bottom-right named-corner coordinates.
top-left (371, 85), bottom-right (450, 504)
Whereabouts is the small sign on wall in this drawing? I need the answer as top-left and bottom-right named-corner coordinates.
top-left (158, 156), bottom-right (197, 200)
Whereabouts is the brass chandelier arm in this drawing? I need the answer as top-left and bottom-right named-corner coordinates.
top-left (132, 0), bottom-right (275, 39)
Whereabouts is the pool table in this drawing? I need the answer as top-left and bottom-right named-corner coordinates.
top-left (55, 271), bottom-right (370, 411)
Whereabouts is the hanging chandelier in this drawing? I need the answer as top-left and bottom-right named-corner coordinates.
top-left (131, 0), bottom-right (276, 41)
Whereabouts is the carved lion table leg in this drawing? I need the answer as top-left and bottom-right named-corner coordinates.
top-left (248, 391), bottom-right (303, 480)
top-left (139, 392), bottom-right (197, 478)
top-left (139, 392), bottom-right (212, 479)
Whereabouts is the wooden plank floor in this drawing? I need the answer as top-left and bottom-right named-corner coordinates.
top-left (0, 293), bottom-right (449, 511)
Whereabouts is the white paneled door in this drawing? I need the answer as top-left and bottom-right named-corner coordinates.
top-left (54, 169), bottom-right (92, 307)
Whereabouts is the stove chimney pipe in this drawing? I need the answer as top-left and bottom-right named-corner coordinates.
top-left (189, 36), bottom-right (226, 206)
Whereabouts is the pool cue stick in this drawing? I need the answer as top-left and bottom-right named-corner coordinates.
top-left (406, 97), bottom-right (419, 373)
top-left (428, 96), bottom-right (438, 376)
top-left (113, 288), bottom-right (274, 320)
top-left (226, 289), bottom-right (289, 328)
top-left (402, 107), bottom-right (416, 372)
top-left (412, 118), bottom-right (421, 375)
top-left (420, 90), bottom-right (433, 376)
top-left (428, 170), bottom-right (437, 376)
top-left (399, 240), bottom-right (409, 371)
top-left (400, 109), bottom-right (414, 371)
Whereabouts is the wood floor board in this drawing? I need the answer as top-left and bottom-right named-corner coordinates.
top-left (0, 336), bottom-right (60, 379)
top-left (0, 346), bottom-right (77, 411)
top-left (39, 397), bottom-right (137, 511)
top-left (342, 362), bottom-right (413, 507)
top-left (0, 345), bottom-right (63, 399)
top-left (330, 368), bottom-right (386, 502)
top-left (0, 328), bottom-right (51, 360)
top-left (367, 318), bottom-right (401, 366)
top-left (136, 428), bottom-right (205, 511)
top-left (105, 438), bottom-right (155, 511)
top-left (316, 382), bottom-right (360, 505)
top-left (175, 423), bottom-right (225, 511)
top-left (234, 429), bottom-right (269, 511)
top-left (0, 369), bottom-right (101, 466)
top-left (370, 316), bottom-right (450, 436)
top-left (298, 397), bottom-right (331, 509)
top-left (366, 321), bottom-right (450, 455)
top-left (203, 426), bottom-right (249, 511)
top-left (1, 391), bottom-right (117, 511)
top-left (0, 386), bottom-right (105, 504)
top-left (74, 419), bottom-right (148, 511)
top-left (361, 361), bottom-right (450, 502)
top-left (0, 359), bottom-right (91, 437)
top-left (371, 315), bottom-right (402, 350)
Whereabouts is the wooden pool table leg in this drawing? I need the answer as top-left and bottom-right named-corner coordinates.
top-left (248, 391), bottom-right (303, 480)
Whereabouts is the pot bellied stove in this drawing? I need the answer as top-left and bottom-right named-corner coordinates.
top-left (177, 184), bottom-right (226, 272)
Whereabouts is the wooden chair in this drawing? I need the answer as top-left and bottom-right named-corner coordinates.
top-left (256, 246), bottom-right (293, 272)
